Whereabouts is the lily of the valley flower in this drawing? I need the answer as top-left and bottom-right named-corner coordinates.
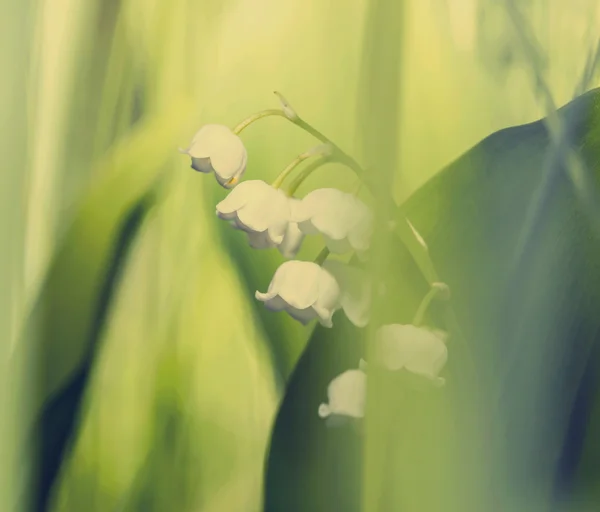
top-left (292, 188), bottom-right (373, 259)
top-left (216, 180), bottom-right (304, 257)
top-left (318, 360), bottom-right (367, 424)
top-left (374, 324), bottom-right (448, 386)
top-left (255, 260), bottom-right (371, 328)
top-left (322, 259), bottom-right (371, 327)
top-left (180, 124), bottom-right (247, 188)
top-left (255, 260), bottom-right (341, 327)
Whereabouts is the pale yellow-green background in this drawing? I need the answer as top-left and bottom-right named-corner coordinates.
top-left (1, 0), bottom-right (599, 510)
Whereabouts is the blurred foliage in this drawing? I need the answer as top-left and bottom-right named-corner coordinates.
top-left (2, 0), bottom-right (600, 511)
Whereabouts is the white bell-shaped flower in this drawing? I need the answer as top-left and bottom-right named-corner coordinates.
top-left (255, 261), bottom-right (341, 327)
top-left (322, 259), bottom-right (371, 328)
top-left (180, 124), bottom-right (247, 188)
top-left (216, 180), bottom-right (293, 249)
top-left (318, 360), bottom-right (367, 423)
top-left (292, 188), bottom-right (373, 258)
top-left (374, 324), bottom-right (448, 386)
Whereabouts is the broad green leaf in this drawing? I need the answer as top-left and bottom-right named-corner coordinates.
top-left (264, 88), bottom-right (600, 511)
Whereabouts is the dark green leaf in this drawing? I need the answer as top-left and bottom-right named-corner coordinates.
top-left (265, 87), bottom-right (600, 511)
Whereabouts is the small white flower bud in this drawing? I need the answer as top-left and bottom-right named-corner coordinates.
top-left (318, 362), bottom-right (367, 423)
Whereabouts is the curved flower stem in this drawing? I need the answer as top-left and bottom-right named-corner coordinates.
top-left (285, 156), bottom-right (333, 196)
top-left (272, 145), bottom-right (332, 189)
top-left (351, 179), bottom-right (363, 196)
top-left (293, 117), bottom-right (366, 178)
top-left (412, 283), bottom-right (450, 326)
top-left (314, 246), bottom-right (330, 266)
top-left (232, 109), bottom-right (287, 135)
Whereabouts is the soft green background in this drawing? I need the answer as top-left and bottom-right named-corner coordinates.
top-left (2, 0), bottom-right (600, 510)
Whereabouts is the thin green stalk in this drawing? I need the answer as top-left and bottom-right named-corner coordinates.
top-left (313, 247), bottom-right (330, 266)
top-left (412, 283), bottom-right (449, 326)
top-left (285, 156), bottom-right (332, 196)
top-left (272, 146), bottom-right (330, 189)
top-left (232, 109), bottom-right (286, 135)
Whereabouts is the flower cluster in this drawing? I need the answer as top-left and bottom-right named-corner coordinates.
top-left (180, 93), bottom-right (452, 427)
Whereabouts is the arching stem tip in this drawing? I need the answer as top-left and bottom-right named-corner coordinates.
top-left (273, 90), bottom-right (298, 121)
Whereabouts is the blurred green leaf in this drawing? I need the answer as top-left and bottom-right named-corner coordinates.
top-left (263, 315), bottom-right (365, 512)
top-left (10, 100), bottom-right (194, 511)
top-left (216, 224), bottom-right (309, 384)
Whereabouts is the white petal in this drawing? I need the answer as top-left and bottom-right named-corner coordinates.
top-left (322, 260), bottom-right (371, 327)
top-left (294, 189), bottom-right (355, 238)
top-left (258, 261), bottom-right (321, 310)
top-left (255, 293), bottom-right (287, 311)
top-left (277, 221), bottom-right (305, 259)
top-left (190, 156), bottom-right (213, 173)
top-left (185, 125), bottom-right (247, 187)
top-left (293, 188), bottom-right (373, 254)
top-left (318, 403), bottom-right (331, 418)
top-left (323, 368), bottom-right (366, 419)
top-left (311, 304), bottom-right (335, 328)
top-left (348, 210), bottom-right (374, 253)
top-left (375, 325), bottom-right (411, 371)
top-left (285, 306), bottom-right (319, 325)
top-left (292, 188), bottom-right (349, 223)
top-left (315, 265), bottom-right (342, 312)
top-left (216, 180), bottom-right (257, 216)
top-left (217, 180), bottom-right (290, 244)
top-left (374, 324), bottom-right (448, 381)
top-left (256, 261), bottom-right (343, 326)
top-left (187, 124), bottom-right (233, 158)
top-left (211, 136), bottom-right (247, 182)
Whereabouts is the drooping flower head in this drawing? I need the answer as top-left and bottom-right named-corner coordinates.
top-left (216, 180), bottom-right (305, 258)
top-left (255, 259), bottom-right (371, 328)
top-left (217, 180), bottom-right (290, 248)
top-left (374, 324), bottom-right (448, 386)
top-left (318, 360), bottom-right (367, 425)
top-left (180, 124), bottom-right (247, 188)
top-left (255, 260), bottom-right (341, 327)
top-left (292, 188), bottom-right (373, 259)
